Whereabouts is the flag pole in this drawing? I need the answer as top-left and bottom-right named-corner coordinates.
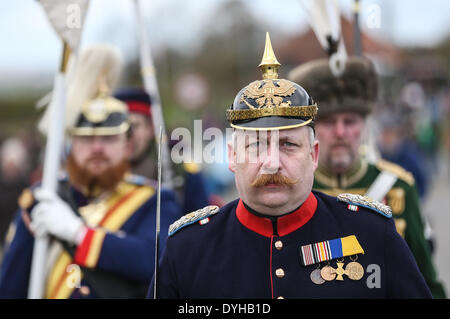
top-left (133, 0), bottom-right (173, 189)
top-left (353, 0), bottom-right (362, 56)
top-left (28, 42), bottom-right (71, 299)
top-left (153, 126), bottom-right (163, 299)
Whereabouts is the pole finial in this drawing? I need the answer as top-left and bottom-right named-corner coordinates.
top-left (258, 32), bottom-right (281, 79)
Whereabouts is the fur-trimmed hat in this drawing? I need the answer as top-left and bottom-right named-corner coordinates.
top-left (288, 56), bottom-right (378, 119)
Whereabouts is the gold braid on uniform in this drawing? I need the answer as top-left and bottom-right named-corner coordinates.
top-left (375, 159), bottom-right (415, 186)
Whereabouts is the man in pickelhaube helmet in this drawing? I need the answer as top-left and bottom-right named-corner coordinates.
top-left (289, 56), bottom-right (446, 299)
top-left (0, 45), bottom-right (182, 299)
top-left (150, 34), bottom-right (430, 298)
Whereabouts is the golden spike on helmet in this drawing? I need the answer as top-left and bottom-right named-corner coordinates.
top-left (258, 32), bottom-right (281, 79)
top-left (226, 32), bottom-right (318, 131)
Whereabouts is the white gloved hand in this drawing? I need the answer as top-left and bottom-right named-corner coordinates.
top-left (30, 188), bottom-right (87, 245)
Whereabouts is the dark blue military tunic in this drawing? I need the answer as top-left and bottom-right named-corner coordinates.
top-left (0, 177), bottom-right (182, 299)
top-left (151, 191), bottom-right (431, 299)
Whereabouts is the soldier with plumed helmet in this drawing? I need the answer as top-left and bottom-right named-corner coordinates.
top-left (0, 45), bottom-right (182, 299)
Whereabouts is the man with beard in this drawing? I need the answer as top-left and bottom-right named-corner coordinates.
top-left (0, 45), bottom-right (181, 298)
top-left (288, 56), bottom-right (446, 298)
top-left (149, 34), bottom-right (431, 299)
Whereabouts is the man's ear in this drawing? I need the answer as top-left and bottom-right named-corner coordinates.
top-left (227, 141), bottom-right (236, 173)
top-left (145, 118), bottom-right (155, 141)
top-left (311, 139), bottom-right (319, 170)
top-left (126, 135), bottom-right (133, 158)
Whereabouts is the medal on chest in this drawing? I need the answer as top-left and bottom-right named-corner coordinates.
top-left (300, 235), bottom-right (365, 284)
top-left (345, 255), bottom-right (364, 280)
top-left (310, 266), bottom-right (326, 284)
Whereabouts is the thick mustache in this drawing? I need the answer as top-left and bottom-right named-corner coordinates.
top-left (250, 174), bottom-right (299, 187)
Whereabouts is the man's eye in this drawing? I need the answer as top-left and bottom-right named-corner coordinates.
top-left (282, 141), bottom-right (297, 147)
top-left (247, 142), bottom-right (260, 148)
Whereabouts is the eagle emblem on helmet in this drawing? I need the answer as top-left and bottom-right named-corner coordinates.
top-left (241, 79), bottom-right (297, 109)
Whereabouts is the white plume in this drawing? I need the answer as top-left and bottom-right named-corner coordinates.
top-left (38, 44), bottom-right (124, 135)
top-left (300, 0), bottom-right (347, 76)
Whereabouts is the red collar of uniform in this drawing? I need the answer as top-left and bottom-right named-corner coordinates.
top-left (235, 192), bottom-right (317, 237)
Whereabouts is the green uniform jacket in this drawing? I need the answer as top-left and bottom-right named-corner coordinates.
top-left (313, 159), bottom-right (446, 299)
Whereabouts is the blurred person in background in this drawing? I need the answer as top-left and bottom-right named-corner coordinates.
top-left (0, 137), bottom-right (30, 249)
top-left (399, 82), bottom-right (439, 187)
top-left (113, 88), bottom-right (157, 180)
top-left (289, 56), bottom-right (446, 298)
top-left (114, 87), bottom-right (212, 214)
top-left (376, 110), bottom-right (429, 200)
top-left (376, 109), bottom-right (437, 254)
top-left (441, 89), bottom-right (450, 177)
top-left (0, 45), bottom-right (181, 299)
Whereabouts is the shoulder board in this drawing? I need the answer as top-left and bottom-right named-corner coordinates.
top-left (337, 193), bottom-right (392, 218)
top-left (168, 205), bottom-right (220, 237)
top-left (18, 188), bottom-right (35, 210)
top-left (183, 162), bottom-right (201, 174)
top-left (124, 173), bottom-right (157, 188)
top-left (19, 175), bottom-right (70, 210)
top-left (375, 159), bottom-right (414, 186)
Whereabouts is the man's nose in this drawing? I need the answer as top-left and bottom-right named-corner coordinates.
top-left (334, 120), bottom-right (346, 137)
top-left (91, 137), bottom-right (105, 152)
top-left (260, 140), bottom-right (280, 174)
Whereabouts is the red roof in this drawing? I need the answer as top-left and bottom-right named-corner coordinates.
top-left (277, 16), bottom-right (404, 68)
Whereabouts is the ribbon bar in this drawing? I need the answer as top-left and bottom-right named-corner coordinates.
top-left (300, 235), bottom-right (364, 266)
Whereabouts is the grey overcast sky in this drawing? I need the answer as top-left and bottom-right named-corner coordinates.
top-left (1, 0), bottom-right (449, 82)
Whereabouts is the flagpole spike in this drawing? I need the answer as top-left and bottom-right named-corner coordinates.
top-left (59, 42), bottom-right (72, 73)
top-left (258, 32), bottom-right (281, 79)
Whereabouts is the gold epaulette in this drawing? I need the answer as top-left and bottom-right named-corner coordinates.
top-left (183, 162), bottom-right (201, 174)
top-left (124, 173), bottom-right (157, 188)
top-left (18, 188), bottom-right (34, 210)
top-left (375, 159), bottom-right (415, 186)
